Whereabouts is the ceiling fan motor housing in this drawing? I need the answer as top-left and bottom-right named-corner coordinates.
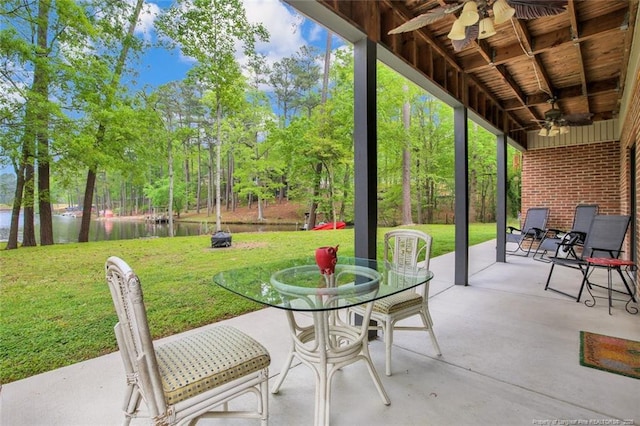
top-left (545, 107), bottom-right (562, 121)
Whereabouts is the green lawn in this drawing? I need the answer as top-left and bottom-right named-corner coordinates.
top-left (0, 223), bottom-right (496, 383)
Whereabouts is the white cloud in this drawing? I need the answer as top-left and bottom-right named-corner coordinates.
top-left (142, 0), bottom-right (338, 82)
top-left (0, 60), bottom-right (27, 105)
top-left (135, 2), bottom-right (162, 42)
top-left (243, 0), bottom-right (307, 66)
top-left (146, 0), bottom-right (305, 67)
top-left (307, 20), bottom-right (325, 44)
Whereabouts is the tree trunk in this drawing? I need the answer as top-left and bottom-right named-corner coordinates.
top-left (36, 0), bottom-right (53, 245)
top-left (104, 173), bottom-right (112, 212)
top-left (196, 138), bottom-right (202, 214)
top-left (225, 150), bottom-right (232, 210)
top-left (37, 150), bottom-right (53, 245)
top-left (427, 180), bottom-right (435, 224)
top-left (257, 194), bottom-right (264, 221)
top-left (339, 167), bottom-right (350, 221)
top-left (215, 102), bottom-right (222, 231)
top-left (79, 168), bottom-right (97, 242)
top-left (229, 153), bottom-right (236, 211)
top-left (6, 163), bottom-right (26, 250)
top-left (278, 176), bottom-right (285, 203)
top-left (308, 162), bottom-right (323, 229)
top-left (415, 156), bottom-right (423, 224)
top-left (22, 162), bottom-right (37, 247)
top-left (7, 0), bottom-right (49, 249)
top-left (168, 136), bottom-right (174, 237)
top-left (327, 166), bottom-right (336, 226)
top-left (120, 181), bottom-right (126, 216)
top-left (207, 138), bottom-right (214, 216)
top-left (308, 32), bottom-right (334, 230)
top-left (401, 87), bottom-right (413, 225)
top-left (183, 143), bottom-right (190, 211)
top-left (416, 178), bottom-right (423, 224)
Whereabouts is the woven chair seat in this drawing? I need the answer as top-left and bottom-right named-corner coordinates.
top-left (156, 325), bottom-right (271, 405)
top-left (372, 291), bottom-right (422, 315)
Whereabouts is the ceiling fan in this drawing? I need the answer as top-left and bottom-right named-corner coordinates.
top-left (534, 97), bottom-right (594, 137)
top-left (388, 0), bottom-right (568, 52)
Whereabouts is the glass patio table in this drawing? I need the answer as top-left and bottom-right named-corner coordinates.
top-left (214, 256), bottom-right (434, 426)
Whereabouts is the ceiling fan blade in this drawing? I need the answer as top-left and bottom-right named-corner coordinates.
top-left (388, 9), bottom-right (447, 34)
top-left (452, 24), bottom-right (479, 52)
top-left (509, 0), bottom-right (567, 19)
top-left (388, 4), bottom-right (464, 35)
top-left (562, 113), bottom-right (594, 126)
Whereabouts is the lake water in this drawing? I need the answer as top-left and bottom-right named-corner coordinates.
top-left (0, 211), bottom-right (301, 244)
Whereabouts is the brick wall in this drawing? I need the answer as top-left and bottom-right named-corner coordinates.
top-left (619, 74), bottom-right (639, 290)
top-left (520, 141), bottom-right (621, 231)
top-left (520, 57), bottom-right (638, 288)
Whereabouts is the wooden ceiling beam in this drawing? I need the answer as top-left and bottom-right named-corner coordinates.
top-left (567, 0), bottom-right (590, 114)
top-left (379, 0), bottom-right (463, 72)
top-left (461, 7), bottom-right (629, 73)
top-left (509, 19), bottom-right (554, 94)
top-left (507, 20), bottom-right (554, 125)
top-left (493, 63), bottom-right (536, 115)
top-left (445, 6), bottom-right (539, 122)
top-left (472, 20), bottom-right (555, 125)
top-left (412, 0), bottom-right (442, 15)
top-left (502, 77), bottom-right (619, 111)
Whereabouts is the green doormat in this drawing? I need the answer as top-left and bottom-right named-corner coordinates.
top-left (580, 331), bottom-right (640, 379)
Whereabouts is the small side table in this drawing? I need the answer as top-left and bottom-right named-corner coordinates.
top-left (582, 257), bottom-right (638, 315)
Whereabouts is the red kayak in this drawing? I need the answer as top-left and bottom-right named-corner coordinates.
top-left (311, 221), bottom-right (346, 231)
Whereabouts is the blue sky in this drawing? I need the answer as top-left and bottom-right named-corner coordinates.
top-left (129, 0), bottom-right (345, 91)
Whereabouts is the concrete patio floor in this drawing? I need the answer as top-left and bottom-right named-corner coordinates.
top-left (2, 240), bottom-right (639, 425)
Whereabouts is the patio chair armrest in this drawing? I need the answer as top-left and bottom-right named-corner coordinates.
top-left (566, 230), bottom-right (586, 242)
top-left (557, 238), bottom-right (581, 249)
top-left (586, 247), bottom-right (624, 258)
top-left (538, 228), bottom-right (559, 239)
top-left (529, 227), bottom-right (546, 237)
top-left (507, 226), bottom-right (521, 234)
top-left (546, 228), bottom-right (564, 236)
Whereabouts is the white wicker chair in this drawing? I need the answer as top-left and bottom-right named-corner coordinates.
top-left (351, 229), bottom-right (442, 376)
top-left (105, 256), bottom-right (270, 425)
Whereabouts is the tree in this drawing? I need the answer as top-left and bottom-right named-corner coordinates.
top-left (77, 0), bottom-right (146, 242)
top-left (225, 56), bottom-right (279, 221)
top-left (157, 0), bottom-right (268, 232)
top-left (401, 85), bottom-right (413, 225)
top-left (412, 94), bottom-right (454, 224)
top-left (377, 64), bottom-right (414, 225)
top-left (291, 45), bottom-right (322, 118)
top-left (1, 0), bottom-right (94, 248)
top-left (175, 81), bottom-right (207, 212)
top-left (144, 177), bottom-right (186, 217)
top-left (269, 57), bottom-right (298, 127)
top-left (468, 122), bottom-right (498, 222)
top-left (269, 45), bottom-right (324, 227)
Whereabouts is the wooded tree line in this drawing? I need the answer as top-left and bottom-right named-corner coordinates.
top-left (0, 0), bottom-right (521, 249)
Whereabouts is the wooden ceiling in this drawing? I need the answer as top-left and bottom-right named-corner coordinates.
top-left (312, 0), bottom-right (638, 148)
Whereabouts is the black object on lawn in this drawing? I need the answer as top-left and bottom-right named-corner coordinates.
top-left (211, 230), bottom-right (232, 248)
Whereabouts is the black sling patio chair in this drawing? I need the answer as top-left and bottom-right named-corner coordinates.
top-left (506, 207), bottom-right (549, 256)
top-left (544, 214), bottom-right (631, 301)
top-left (533, 204), bottom-right (598, 263)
